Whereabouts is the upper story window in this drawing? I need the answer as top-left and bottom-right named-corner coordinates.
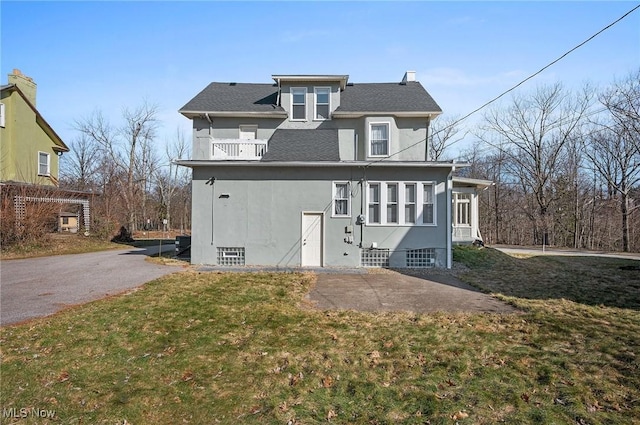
top-left (332, 182), bottom-right (351, 217)
top-left (38, 151), bottom-right (50, 176)
top-left (0, 103), bottom-right (5, 127)
top-left (291, 88), bottom-right (307, 121)
top-left (369, 122), bottom-right (389, 157)
top-left (314, 87), bottom-right (330, 120)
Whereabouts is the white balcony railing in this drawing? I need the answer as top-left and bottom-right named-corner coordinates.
top-left (209, 138), bottom-right (268, 160)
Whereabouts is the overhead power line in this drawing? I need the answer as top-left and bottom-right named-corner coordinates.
top-left (365, 3), bottom-right (640, 167)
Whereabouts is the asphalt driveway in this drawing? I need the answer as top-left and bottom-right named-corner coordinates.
top-left (308, 270), bottom-right (518, 314)
top-left (0, 244), bottom-right (182, 326)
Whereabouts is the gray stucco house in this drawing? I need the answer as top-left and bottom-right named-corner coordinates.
top-left (178, 72), bottom-right (487, 269)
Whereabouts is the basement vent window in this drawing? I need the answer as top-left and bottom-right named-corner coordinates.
top-left (217, 247), bottom-right (245, 266)
top-left (406, 248), bottom-right (435, 268)
top-left (360, 248), bottom-right (390, 267)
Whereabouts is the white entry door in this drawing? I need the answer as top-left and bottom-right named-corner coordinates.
top-left (301, 212), bottom-right (323, 267)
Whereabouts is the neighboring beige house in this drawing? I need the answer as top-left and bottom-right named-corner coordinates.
top-left (1, 69), bottom-right (91, 232)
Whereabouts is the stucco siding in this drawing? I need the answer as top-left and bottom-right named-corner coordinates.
top-left (190, 165), bottom-right (451, 268)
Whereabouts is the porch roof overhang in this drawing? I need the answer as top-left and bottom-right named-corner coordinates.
top-left (452, 176), bottom-right (494, 189)
top-left (176, 159), bottom-right (469, 169)
top-left (179, 110), bottom-right (288, 119)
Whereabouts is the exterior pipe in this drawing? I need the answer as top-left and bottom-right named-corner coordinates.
top-left (446, 170), bottom-right (453, 269)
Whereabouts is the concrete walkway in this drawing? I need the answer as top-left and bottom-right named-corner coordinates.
top-left (308, 270), bottom-right (518, 314)
top-left (493, 245), bottom-right (640, 261)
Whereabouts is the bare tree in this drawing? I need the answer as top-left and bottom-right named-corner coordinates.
top-left (153, 128), bottom-right (191, 231)
top-left (584, 69), bottom-right (640, 251)
top-left (479, 83), bottom-right (593, 245)
top-left (428, 115), bottom-right (466, 161)
top-left (60, 135), bottom-right (101, 190)
top-left (75, 102), bottom-right (159, 233)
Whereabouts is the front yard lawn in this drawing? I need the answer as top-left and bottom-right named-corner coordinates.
top-left (1, 248), bottom-right (638, 424)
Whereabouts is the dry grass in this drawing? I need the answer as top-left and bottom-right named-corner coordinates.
top-left (0, 233), bottom-right (124, 260)
top-left (1, 249), bottom-right (639, 424)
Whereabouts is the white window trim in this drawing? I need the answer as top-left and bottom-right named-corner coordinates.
top-left (386, 182), bottom-right (399, 224)
top-left (453, 192), bottom-right (472, 226)
top-left (314, 87), bottom-right (331, 121)
top-left (38, 151), bottom-right (50, 176)
top-left (332, 181), bottom-right (351, 218)
top-left (368, 122), bottom-right (390, 157)
top-left (366, 181), bottom-right (437, 226)
top-left (0, 103), bottom-right (5, 127)
top-left (290, 87), bottom-right (307, 121)
top-left (422, 182), bottom-right (437, 226)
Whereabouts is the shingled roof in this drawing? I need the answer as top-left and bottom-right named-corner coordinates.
top-left (180, 79), bottom-right (441, 117)
top-left (179, 83), bottom-right (285, 116)
top-left (261, 129), bottom-right (340, 162)
top-left (335, 81), bottom-right (441, 114)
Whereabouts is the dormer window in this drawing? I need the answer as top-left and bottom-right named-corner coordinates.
top-left (291, 88), bottom-right (306, 121)
top-left (369, 122), bottom-right (390, 157)
top-left (314, 87), bottom-right (330, 120)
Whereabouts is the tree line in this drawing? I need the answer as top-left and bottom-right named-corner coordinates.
top-left (433, 68), bottom-right (640, 252)
top-left (60, 103), bottom-right (191, 239)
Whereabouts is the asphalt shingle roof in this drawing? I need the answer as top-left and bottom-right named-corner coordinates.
top-left (261, 129), bottom-right (340, 162)
top-left (180, 80), bottom-right (441, 115)
top-left (179, 83), bottom-right (284, 113)
top-left (336, 81), bottom-right (441, 113)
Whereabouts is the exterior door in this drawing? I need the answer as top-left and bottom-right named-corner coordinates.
top-left (301, 212), bottom-right (323, 267)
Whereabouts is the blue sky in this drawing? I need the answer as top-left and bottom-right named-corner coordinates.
top-left (1, 1), bottom-right (638, 156)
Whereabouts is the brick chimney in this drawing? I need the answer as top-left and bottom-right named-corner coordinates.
top-left (8, 69), bottom-right (37, 106)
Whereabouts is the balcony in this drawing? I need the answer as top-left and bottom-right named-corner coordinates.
top-left (205, 138), bottom-right (268, 160)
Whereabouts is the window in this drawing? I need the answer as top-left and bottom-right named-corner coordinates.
top-left (369, 123), bottom-right (389, 156)
top-left (361, 248), bottom-right (390, 267)
top-left (423, 184), bottom-right (435, 225)
top-left (291, 88), bottom-right (306, 121)
top-left (38, 152), bottom-right (50, 176)
top-left (0, 103), bottom-right (5, 127)
top-left (333, 182), bottom-right (351, 217)
top-left (368, 183), bottom-right (380, 224)
top-left (386, 183), bottom-right (398, 223)
top-left (62, 217), bottom-right (69, 225)
top-left (217, 247), bottom-right (245, 266)
top-left (405, 184), bottom-right (416, 224)
top-left (366, 181), bottom-right (437, 226)
top-left (406, 248), bottom-right (436, 268)
top-left (314, 87), bottom-right (330, 120)
top-left (454, 193), bottom-right (471, 225)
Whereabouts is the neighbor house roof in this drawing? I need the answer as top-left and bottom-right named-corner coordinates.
top-left (179, 83), bottom-right (286, 118)
top-left (333, 82), bottom-right (442, 117)
top-left (0, 84), bottom-right (69, 153)
top-left (261, 129), bottom-right (340, 162)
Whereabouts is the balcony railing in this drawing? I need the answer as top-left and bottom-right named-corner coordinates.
top-left (208, 138), bottom-right (268, 160)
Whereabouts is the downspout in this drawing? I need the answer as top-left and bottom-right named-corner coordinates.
top-left (354, 132), bottom-right (358, 161)
top-left (207, 177), bottom-right (216, 246)
top-left (446, 168), bottom-right (453, 269)
top-left (205, 113), bottom-right (213, 136)
top-left (425, 115), bottom-right (431, 161)
top-left (276, 78), bottom-right (281, 106)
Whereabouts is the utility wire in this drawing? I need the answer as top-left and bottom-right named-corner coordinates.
top-left (364, 3), bottom-right (640, 167)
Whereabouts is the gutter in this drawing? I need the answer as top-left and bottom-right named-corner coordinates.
top-left (176, 160), bottom-right (469, 169)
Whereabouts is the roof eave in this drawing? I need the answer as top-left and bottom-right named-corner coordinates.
top-left (176, 159), bottom-right (466, 168)
top-left (332, 110), bottom-right (443, 118)
top-left (180, 110), bottom-right (288, 119)
top-left (272, 74), bottom-right (350, 90)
